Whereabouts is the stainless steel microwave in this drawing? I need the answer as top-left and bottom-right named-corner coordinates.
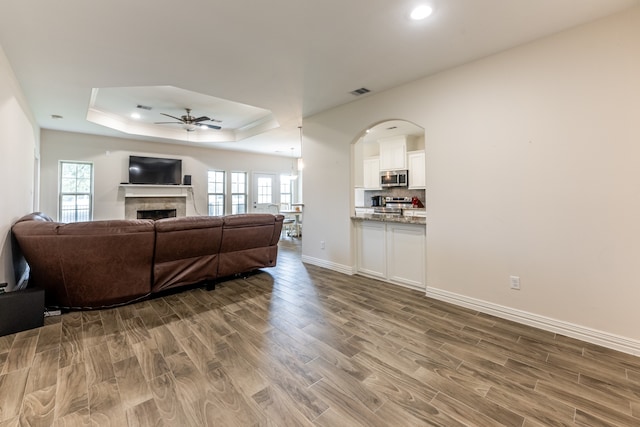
top-left (380, 170), bottom-right (408, 187)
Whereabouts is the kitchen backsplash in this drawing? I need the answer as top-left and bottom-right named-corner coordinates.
top-left (362, 188), bottom-right (426, 206)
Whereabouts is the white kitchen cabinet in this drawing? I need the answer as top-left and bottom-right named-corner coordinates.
top-left (386, 223), bottom-right (426, 289)
top-left (356, 221), bottom-right (387, 279)
top-left (379, 136), bottom-right (407, 171)
top-left (363, 157), bottom-right (381, 189)
top-left (355, 220), bottom-right (426, 290)
top-left (407, 150), bottom-right (425, 189)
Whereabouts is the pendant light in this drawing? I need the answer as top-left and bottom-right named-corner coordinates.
top-left (297, 125), bottom-right (304, 172)
top-left (288, 146), bottom-right (298, 180)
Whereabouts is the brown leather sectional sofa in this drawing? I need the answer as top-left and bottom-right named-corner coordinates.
top-left (12, 212), bottom-right (284, 309)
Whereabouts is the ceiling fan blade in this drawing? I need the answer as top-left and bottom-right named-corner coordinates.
top-left (199, 123), bottom-right (222, 130)
top-left (154, 121), bottom-right (182, 124)
top-left (160, 113), bottom-right (185, 122)
top-left (193, 116), bottom-right (211, 123)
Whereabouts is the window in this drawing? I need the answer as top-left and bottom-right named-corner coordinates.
top-left (231, 172), bottom-right (247, 214)
top-left (257, 176), bottom-right (273, 204)
top-left (59, 161), bottom-right (93, 222)
top-left (207, 170), bottom-right (225, 216)
top-left (280, 176), bottom-right (292, 208)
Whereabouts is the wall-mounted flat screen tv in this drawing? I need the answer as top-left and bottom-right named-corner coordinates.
top-left (128, 156), bottom-right (182, 185)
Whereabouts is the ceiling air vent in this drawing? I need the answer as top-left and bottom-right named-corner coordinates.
top-left (136, 104), bottom-right (152, 110)
top-left (350, 87), bottom-right (371, 96)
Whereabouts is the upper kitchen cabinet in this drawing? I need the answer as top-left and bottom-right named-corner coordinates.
top-left (378, 134), bottom-right (424, 171)
top-left (408, 150), bottom-right (426, 189)
top-left (363, 157), bottom-right (381, 189)
top-left (379, 136), bottom-right (407, 171)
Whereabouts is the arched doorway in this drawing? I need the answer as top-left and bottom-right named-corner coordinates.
top-left (351, 119), bottom-right (427, 291)
top-left (353, 119), bottom-right (425, 209)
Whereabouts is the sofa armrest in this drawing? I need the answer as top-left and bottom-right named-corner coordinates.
top-left (14, 212), bottom-right (54, 224)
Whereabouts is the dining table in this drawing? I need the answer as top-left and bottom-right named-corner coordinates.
top-left (279, 208), bottom-right (302, 237)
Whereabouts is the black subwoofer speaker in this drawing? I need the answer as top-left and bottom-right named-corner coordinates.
top-left (0, 288), bottom-right (44, 336)
top-left (183, 175), bottom-right (192, 185)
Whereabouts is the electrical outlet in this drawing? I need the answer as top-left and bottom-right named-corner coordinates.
top-left (320, 240), bottom-right (325, 249)
top-left (510, 275), bottom-right (520, 290)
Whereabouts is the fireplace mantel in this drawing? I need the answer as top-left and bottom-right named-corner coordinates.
top-left (119, 184), bottom-right (191, 198)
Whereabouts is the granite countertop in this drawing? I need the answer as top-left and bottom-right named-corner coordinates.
top-left (351, 214), bottom-right (426, 225)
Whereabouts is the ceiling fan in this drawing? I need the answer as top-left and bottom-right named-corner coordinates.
top-left (155, 108), bottom-right (222, 131)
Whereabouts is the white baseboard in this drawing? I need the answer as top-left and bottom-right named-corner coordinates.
top-left (427, 287), bottom-right (640, 356)
top-left (300, 255), bottom-right (355, 275)
top-left (293, 259), bottom-right (640, 356)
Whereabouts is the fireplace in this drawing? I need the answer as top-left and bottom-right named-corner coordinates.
top-left (137, 209), bottom-right (177, 220)
top-left (120, 184), bottom-right (189, 219)
top-left (125, 197), bottom-right (186, 219)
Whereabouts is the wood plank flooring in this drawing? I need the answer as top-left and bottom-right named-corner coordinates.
top-left (1, 238), bottom-right (640, 426)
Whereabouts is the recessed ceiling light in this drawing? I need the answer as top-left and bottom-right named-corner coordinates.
top-left (131, 112), bottom-right (141, 119)
top-left (410, 5), bottom-right (433, 20)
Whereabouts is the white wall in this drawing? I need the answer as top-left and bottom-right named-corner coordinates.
top-left (302, 7), bottom-right (640, 348)
top-left (0, 44), bottom-right (39, 289)
top-left (40, 130), bottom-right (295, 220)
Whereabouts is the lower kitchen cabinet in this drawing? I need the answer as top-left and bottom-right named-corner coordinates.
top-left (356, 221), bottom-right (387, 279)
top-left (355, 220), bottom-right (426, 290)
top-left (386, 223), bottom-right (426, 289)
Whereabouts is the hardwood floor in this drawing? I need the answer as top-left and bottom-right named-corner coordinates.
top-left (1, 238), bottom-right (640, 426)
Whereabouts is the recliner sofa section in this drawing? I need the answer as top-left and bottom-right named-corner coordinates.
top-left (218, 213), bottom-right (282, 277)
top-left (11, 212), bottom-right (284, 309)
top-left (152, 215), bottom-right (224, 294)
